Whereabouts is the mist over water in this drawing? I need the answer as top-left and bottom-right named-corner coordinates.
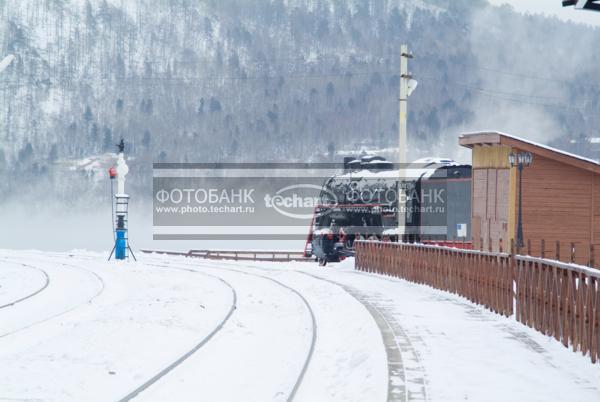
top-left (0, 200), bottom-right (304, 252)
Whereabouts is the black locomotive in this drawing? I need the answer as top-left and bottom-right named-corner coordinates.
top-left (306, 155), bottom-right (472, 265)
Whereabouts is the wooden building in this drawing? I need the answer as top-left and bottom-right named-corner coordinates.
top-left (459, 131), bottom-right (600, 265)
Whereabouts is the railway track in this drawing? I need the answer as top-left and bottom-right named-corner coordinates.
top-left (43, 252), bottom-right (421, 401)
top-left (153, 256), bottom-right (418, 402)
top-left (141, 257), bottom-right (317, 402)
top-left (118, 263), bottom-right (237, 402)
top-left (0, 260), bottom-right (50, 310)
top-left (205, 265), bottom-right (317, 402)
top-left (297, 271), bottom-right (429, 402)
top-left (0, 256), bottom-right (105, 339)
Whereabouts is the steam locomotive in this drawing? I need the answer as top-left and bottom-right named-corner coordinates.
top-left (306, 155), bottom-right (472, 265)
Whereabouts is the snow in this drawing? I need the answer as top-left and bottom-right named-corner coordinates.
top-left (334, 157), bottom-right (459, 182)
top-left (381, 228), bottom-right (399, 236)
top-left (313, 228), bottom-right (333, 236)
top-left (0, 251), bottom-right (234, 401)
top-left (62, 153), bottom-right (118, 181)
top-left (0, 260), bottom-right (48, 307)
top-left (460, 130), bottom-right (600, 165)
top-left (517, 254), bottom-right (600, 279)
top-left (137, 264), bottom-right (313, 402)
top-left (1, 250), bottom-right (599, 401)
top-left (298, 259), bottom-right (600, 402)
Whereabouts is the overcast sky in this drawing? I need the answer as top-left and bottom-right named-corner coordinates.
top-left (488, 0), bottom-right (600, 26)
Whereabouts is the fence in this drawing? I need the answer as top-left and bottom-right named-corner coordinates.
top-left (472, 237), bottom-right (598, 268)
top-left (141, 249), bottom-right (310, 262)
top-left (355, 241), bottom-right (600, 364)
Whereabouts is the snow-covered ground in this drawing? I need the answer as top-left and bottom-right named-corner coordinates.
top-left (1, 250), bottom-right (599, 402)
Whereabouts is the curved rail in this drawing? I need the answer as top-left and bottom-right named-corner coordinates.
top-left (119, 263), bottom-right (237, 402)
top-left (26, 252), bottom-right (315, 401)
top-left (0, 258), bottom-right (106, 339)
top-left (214, 265), bottom-right (317, 402)
top-left (298, 271), bottom-right (429, 402)
top-left (143, 257), bottom-right (317, 402)
top-left (0, 260), bottom-right (50, 310)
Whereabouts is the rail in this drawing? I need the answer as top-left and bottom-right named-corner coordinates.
top-left (355, 241), bottom-right (600, 364)
top-left (141, 249), bottom-right (311, 262)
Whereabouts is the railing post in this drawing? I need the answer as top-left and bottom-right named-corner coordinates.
top-left (541, 239), bottom-right (545, 259)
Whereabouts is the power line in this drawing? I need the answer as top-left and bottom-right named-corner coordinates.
top-left (474, 65), bottom-right (571, 85)
top-left (418, 74), bottom-right (565, 102)
top-left (0, 67), bottom-right (589, 110)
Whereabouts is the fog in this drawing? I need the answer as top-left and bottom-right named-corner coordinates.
top-left (0, 200), bottom-right (304, 252)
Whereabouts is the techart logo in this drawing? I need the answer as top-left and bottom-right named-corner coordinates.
top-left (264, 184), bottom-right (337, 219)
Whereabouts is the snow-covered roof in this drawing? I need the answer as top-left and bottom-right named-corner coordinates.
top-left (382, 228), bottom-right (400, 236)
top-left (360, 155), bottom-right (386, 164)
top-left (365, 159), bottom-right (393, 165)
top-left (411, 157), bottom-right (457, 165)
top-left (313, 228), bottom-right (333, 236)
top-left (459, 131), bottom-right (600, 172)
top-left (334, 157), bottom-right (460, 181)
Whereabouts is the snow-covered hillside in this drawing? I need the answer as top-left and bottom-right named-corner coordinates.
top-left (3, 0), bottom-right (600, 203)
top-left (1, 250), bottom-right (599, 401)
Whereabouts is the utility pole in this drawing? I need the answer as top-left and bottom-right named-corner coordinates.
top-left (399, 44), bottom-right (410, 166)
top-left (398, 44), bottom-right (415, 240)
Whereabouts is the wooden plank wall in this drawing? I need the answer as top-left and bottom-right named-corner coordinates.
top-left (470, 145), bottom-right (600, 265)
top-left (472, 145), bottom-right (511, 169)
top-left (519, 153), bottom-right (594, 265)
top-left (471, 146), bottom-right (511, 252)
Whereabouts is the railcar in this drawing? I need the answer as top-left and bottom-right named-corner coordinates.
top-left (306, 155), bottom-right (472, 265)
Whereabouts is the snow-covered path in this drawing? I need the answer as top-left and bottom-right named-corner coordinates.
top-left (1, 250), bottom-right (599, 402)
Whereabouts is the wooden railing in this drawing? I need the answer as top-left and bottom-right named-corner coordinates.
top-left (355, 241), bottom-right (600, 364)
top-left (188, 249), bottom-right (308, 262)
top-left (141, 249), bottom-right (310, 262)
top-left (514, 255), bottom-right (599, 361)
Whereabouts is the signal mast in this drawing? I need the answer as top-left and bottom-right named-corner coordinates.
top-left (108, 139), bottom-right (136, 261)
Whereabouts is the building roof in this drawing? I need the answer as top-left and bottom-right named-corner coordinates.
top-left (459, 131), bottom-right (600, 174)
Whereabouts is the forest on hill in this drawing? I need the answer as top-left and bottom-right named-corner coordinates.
top-left (1, 0), bottom-right (599, 201)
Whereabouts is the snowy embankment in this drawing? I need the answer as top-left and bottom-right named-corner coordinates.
top-left (0, 251), bottom-right (385, 402)
top-left (0, 250), bottom-right (599, 402)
